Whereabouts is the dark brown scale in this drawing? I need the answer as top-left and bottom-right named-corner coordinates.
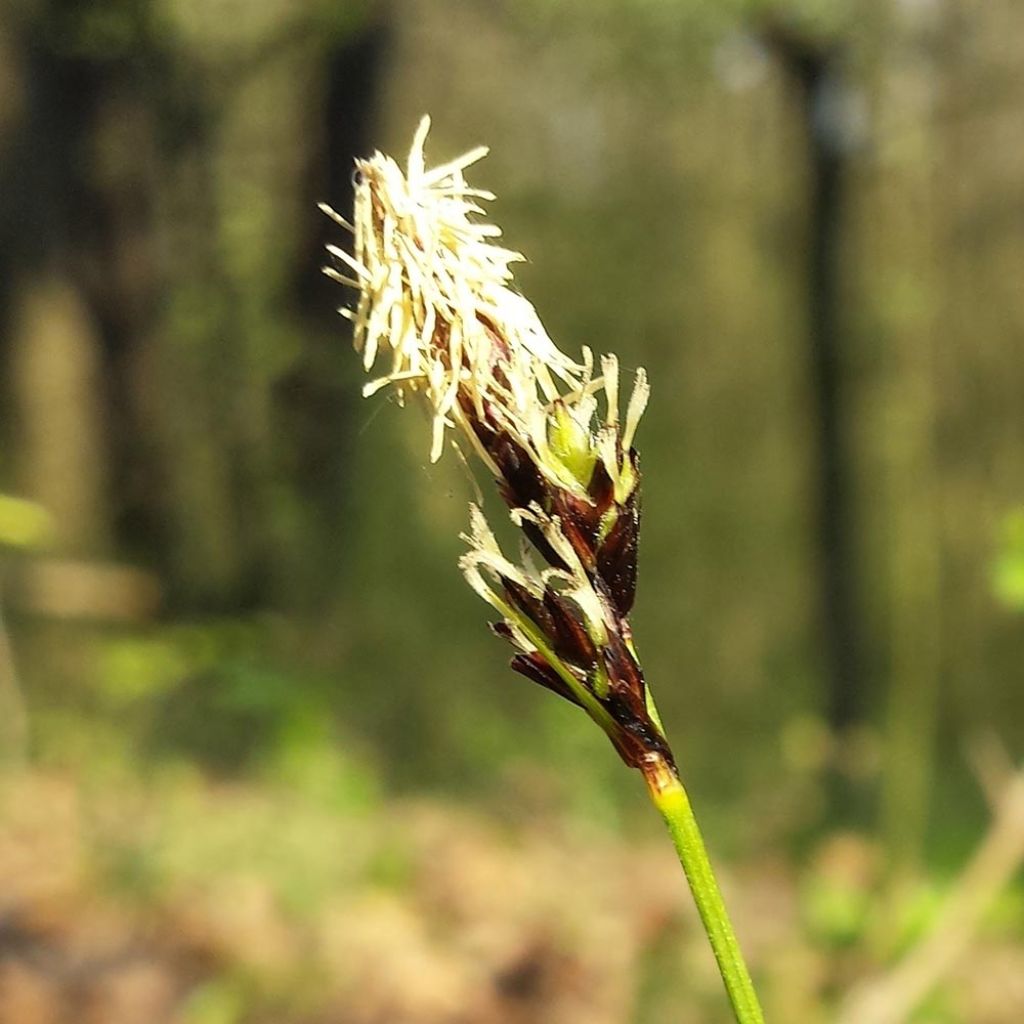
top-left (510, 652), bottom-right (584, 708)
top-left (501, 577), bottom-right (556, 637)
top-left (541, 589), bottom-right (599, 670)
top-left (490, 621), bottom-right (517, 644)
top-left (586, 456), bottom-right (616, 508)
top-left (518, 520), bottom-right (569, 572)
top-left (600, 626), bottom-right (646, 706)
top-left (605, 699), bottom-right (676, 770)
top-left (471, 425), bottom-right (573, 572)
top-left (492, 622), bottom-right (586, 709)
top-left (550, 491), bottom-right (602, 570)
top-left (489, 433), bottom-right (549, 510)
top-left (563, 488), bottom-right (609, 538)
top-left (596, 486), bottom-right (641, 616)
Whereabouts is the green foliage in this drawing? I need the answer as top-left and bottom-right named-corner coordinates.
top-left (181, 981), bottom-right (247, 1024)
top-left (0, 493), bottom-right (52, 549)
top-left (993, 509), bottom-right (1024, 611)
top-left (29, 619), bottom-right (379, 814)
top-left (801, 872), bottom-right (872, 949)
top-left (884, 880), bottom-right (947, 957)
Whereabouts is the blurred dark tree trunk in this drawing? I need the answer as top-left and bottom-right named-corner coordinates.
top-left (874, 6), bottom-right (946, 889)
top-left (0, 1), bottom-right (217, 594)
top-left (1, 1), bottom-right (391, 613)
top-left (0, 4), bottom-right (117, 556)
top-left (765, 24), bottom-right (866, 741)
top-left (282, 16), bottom-right (393, 611)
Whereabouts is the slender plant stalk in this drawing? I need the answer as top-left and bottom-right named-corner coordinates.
top-left (323, 117), bottom-right (766, 1024)
top-left (644, 753), bottom-right (765, 1024)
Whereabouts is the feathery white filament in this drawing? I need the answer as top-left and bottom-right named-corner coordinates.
top-left (322, 115), bottom-right (647, 502)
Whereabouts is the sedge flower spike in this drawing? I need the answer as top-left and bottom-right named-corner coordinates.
top-left (323, 118), bottom-right (766, 1024)
top-left (321, 116), bottom-right (668, 773)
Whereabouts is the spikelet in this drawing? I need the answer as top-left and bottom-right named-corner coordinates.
top-left (324, 117), bottom-right (670, 771)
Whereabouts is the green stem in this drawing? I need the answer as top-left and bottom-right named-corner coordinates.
top-left (643, 755), bottom-right (765, 1024)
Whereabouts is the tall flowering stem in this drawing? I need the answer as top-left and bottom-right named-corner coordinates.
top-left (323, 118), bottom-right (765, 1024)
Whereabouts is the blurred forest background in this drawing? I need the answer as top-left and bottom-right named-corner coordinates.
top-left (0, 0), bottom-right (1022, 1021)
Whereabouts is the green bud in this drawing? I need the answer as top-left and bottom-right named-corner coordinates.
top-left (548, 401), bottom-right (596, 488)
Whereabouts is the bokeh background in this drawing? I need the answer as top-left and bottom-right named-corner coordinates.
top-left (0, 0), bottom-right (1022, 1021)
